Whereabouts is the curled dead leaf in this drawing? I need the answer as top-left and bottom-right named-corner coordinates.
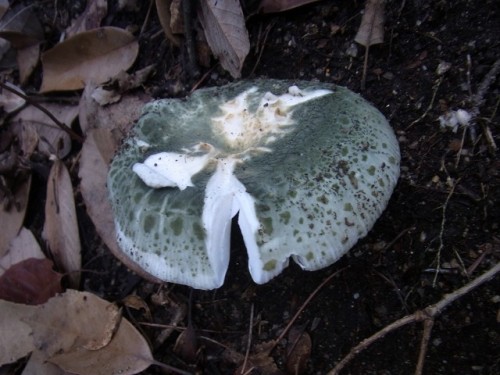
top-left (355, 0), bottom-right (385, 47)
top-left (43, 160), bottom-right (81, 287)
top-left (0, 258), bottom-right (63, 305)
top-left (199, 0), bottom-right (250, 78)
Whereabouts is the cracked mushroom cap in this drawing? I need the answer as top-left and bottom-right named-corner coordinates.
top-left (107, 80), bottom-right (400, 289)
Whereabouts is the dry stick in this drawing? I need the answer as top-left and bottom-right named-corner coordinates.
top-left (268, 267), bottom-right (346, 354)
top-left (415, 318), bottom-right (434, 375)
top-left (405, 77), bottom-right (443, 130)
top-left (250, 21), bottom-right (275, 76)
top-left (432, 178), bottom-right (460, 287)
top-left (0, 81), bottom-right (83, 143)
top-left (360, 44), bottom-right (370, 91)
top-left (240, 303), bottom-right (255, 375)
top-left (327, 261), bottom-right (500, 375)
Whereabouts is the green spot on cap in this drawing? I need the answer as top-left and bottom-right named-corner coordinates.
top-left (170, 217), bottom-right (184, 236)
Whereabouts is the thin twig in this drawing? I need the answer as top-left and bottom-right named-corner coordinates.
top-left (327, 261), bottom-right (500, 375)
top-left (250, 21), bottom-right (275, 76)
top-left (0, 81), bottom-right (83, 143)
top-left (268, 267), bottom-right (346, 354)
top-left (433, 178), bottom-right (460, 287)
top-left (405, 77), bottom-right (443, 130)
top-left (240, 303), bottom-right (254, 374)
top-left (415, 318), bottom-right (434, 375)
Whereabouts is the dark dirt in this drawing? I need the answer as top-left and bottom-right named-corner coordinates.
top-left (16, 0), bottom-right (500, 374)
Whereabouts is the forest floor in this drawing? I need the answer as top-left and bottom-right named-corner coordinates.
top-left (2, 0), bottom-right (499, 374)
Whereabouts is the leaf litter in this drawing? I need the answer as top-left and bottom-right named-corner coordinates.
top-left (43, 160), bottom-right (81, 288)
top-left (39, 27), bottom-right (139, 92)
top-left (0, 1), bottom-right (497, 374)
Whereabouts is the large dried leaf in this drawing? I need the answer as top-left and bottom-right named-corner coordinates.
top-left (0, 258), bottom-right (63, 305)
top-left (66, 0), bottom-right (108, 37)
top-left (49, 319), bottom-right (153, 375)
top-left (354, 0), bottom-right (385, 47)
top-left (22, 350), bottom-right (68, 375)
top-left (79, 129), bottom-right (158, 281)
top-left (43, 160), bottom-right (81, 287)
top-left (78, 129), bottom-right (118, 257)
top-left (0, 173), bottom-right (31, 258)
top-left (0, 4), bottom-right (43, 48)
top-left (199, 0), bottom-right (250, 78)
top-left (26, 290), bottom-right (153, 375)
top-left (258, 0), bottom-right (321, 13)
top-left (0, 299), bottom-right (36, 365)
top-left (0, 227), bottom-right (44, 277)
top-left (12, 103), bottom-right (78, 158)
top-left (27, 290), bottom-right (122, 356)
top-left (40, 27), bottom-right (139, 92)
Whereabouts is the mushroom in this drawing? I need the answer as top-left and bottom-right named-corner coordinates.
top-left (107, 80), bottom-right (400, 289)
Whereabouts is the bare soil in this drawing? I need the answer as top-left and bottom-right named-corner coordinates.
top-left (20, 0), bottom-right (500, 374)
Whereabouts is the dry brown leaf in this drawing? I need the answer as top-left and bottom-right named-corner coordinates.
top-left (12, 103), bottom-right (78, 158)
top-left (155, 0), bottom-right (181, 46)
top-left (43, 160), bottom-right (81, 288)
top-left (66, 0), bottom-right (108, 37)
top-left (0, 227), bottom-right (44, 277)
top-left (258, 0), bottom-right (321, 13)
top-left (79, 129), bottom-right (161, 282)
top-left (24, 290), bottom-right (153, 375)
top-left (199, 0), bottom-right (250, 78)
top-left (40, 27), bottom-right (139, 93)
top-left (27, 290), bottom-right (122, 356)
top-left (17, 42), bottom-right (40, 84)
top-left (354, 0), bottom-right (385, 47)
top-left (0, 258), bottom-right (63, 305)
top-left (0, 4), bottom-right (43, 48)
top-left (0, 299), bottom-right (36, 365)
top-left (0, 173), bottom-right (31, 258)
top-left (49, 319), bottom-right (153, 375)
top-left (21, 349), bottom-right (68, 375)
top-left (0, 81), bottom-right (25, 112)
top-left (78, 128), bottom-right (119, 256)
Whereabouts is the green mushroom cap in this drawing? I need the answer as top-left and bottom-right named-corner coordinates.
top-left (107, 80), bottom-right (400, 289)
